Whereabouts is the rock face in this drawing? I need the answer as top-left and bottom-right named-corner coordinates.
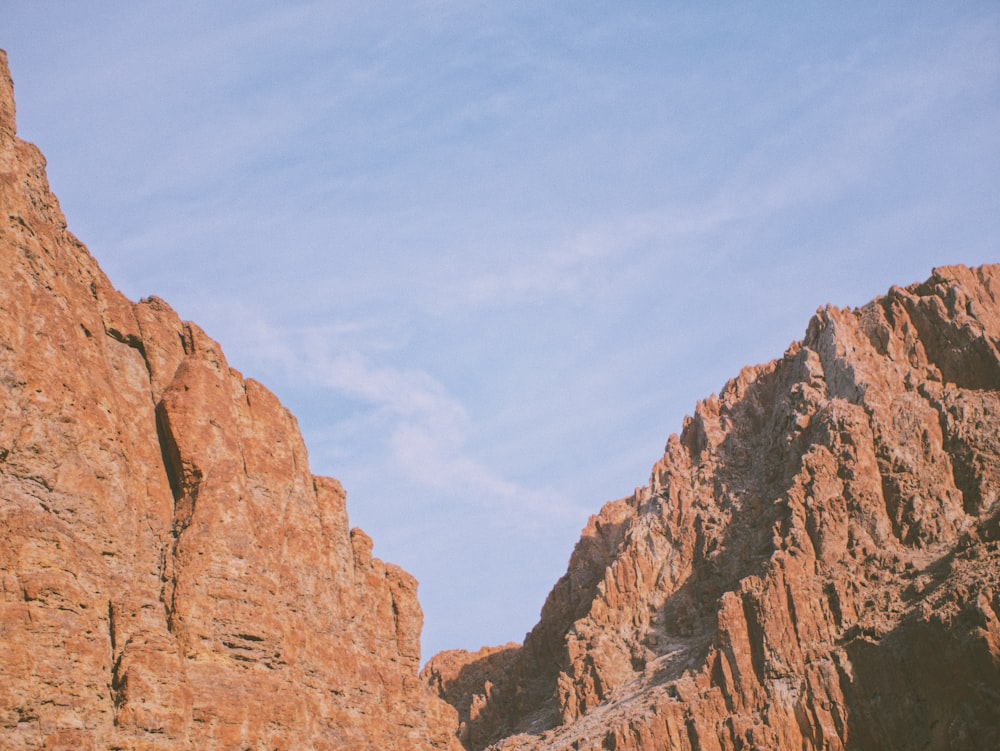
top-left (425, 263), bottom-right (1000, 750)
top-left (0, 51), bottom-right (460, 750)
top-left (5, 46), bottom-right (1000, 751)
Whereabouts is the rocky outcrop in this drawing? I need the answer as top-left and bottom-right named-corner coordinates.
top-left (425, 264), bottom-right (1000, 750)
top-left (0, 50), bottom-right (460, 750)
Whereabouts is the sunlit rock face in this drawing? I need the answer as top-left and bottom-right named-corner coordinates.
top-left (0, 50), bottom-right (461, 751)
top-left (4, 43), bottom-right (999, 751)
top-left (426, 262), bottom-right (1000, 751)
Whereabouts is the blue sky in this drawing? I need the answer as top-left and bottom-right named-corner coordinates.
top-left (5, 2), bottom-right (999, 660)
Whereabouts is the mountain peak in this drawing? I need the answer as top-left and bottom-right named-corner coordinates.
top-left (424, 262), bottom-right (1000, 750)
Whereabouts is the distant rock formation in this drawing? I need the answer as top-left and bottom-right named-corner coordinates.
top-left (0, 50), bottom-right (460, 751)
top-left (425, 263), bottom-right (1000, 751)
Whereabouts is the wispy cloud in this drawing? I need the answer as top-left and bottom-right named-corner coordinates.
top-left (437, 14), bottom-right (1000, 314)
top-left (213, 308), bottom-right (580, 535)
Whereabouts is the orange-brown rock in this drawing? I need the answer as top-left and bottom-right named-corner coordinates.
top-left (426, 264), bottom-right (1000, 750)
top-left (423, 643), bottom-right (523, 749)
top-left (0, 50), bottom-right (460, 750)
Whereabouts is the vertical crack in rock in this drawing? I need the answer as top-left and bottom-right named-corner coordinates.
top-left (154, 399), bottom-right (200, 537)
top-left (155, 402), bottom-right (184, 508)
top-left (153, 395), bottom-right (196, 634)
top-left (107, 601), bottom-right (126, 715)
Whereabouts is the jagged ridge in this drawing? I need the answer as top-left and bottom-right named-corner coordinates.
top-left (424, 264), bottom-right (1000, 751)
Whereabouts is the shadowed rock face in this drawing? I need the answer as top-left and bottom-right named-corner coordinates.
top-left (425, 264), bottom-right (1000, 751)
top-left (0, 51), bottom-right (461, 751)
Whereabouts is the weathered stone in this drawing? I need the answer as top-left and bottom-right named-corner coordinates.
top-left (427, 264), bottom-right (1000, 751)
top-left (0, 49), bottom-right (460, 751)
top-left (4, 43), bottom-right (999, 751)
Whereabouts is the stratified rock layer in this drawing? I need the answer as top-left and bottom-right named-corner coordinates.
top-left (426, 263), bottom-right (1000, 750)
top-left (0, 51), bottom-right (460, 751)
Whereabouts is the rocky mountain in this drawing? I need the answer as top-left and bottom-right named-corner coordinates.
top-left (0, 51), bottom-right (460, 751)
top-left (3, 47), bottom-right (999, 751)
top-left (424, 264), bottom-right (1000, 750)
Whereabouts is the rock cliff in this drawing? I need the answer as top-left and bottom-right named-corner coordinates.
top-left (0, 51), bottom-right (460, 751)
top-left (4, 46), bottom-right (999, 751)
top-left (424, 264), bottom-right (1000, 751)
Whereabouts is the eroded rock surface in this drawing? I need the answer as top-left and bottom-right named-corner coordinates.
top-left (0, 50), bottom-right (460, 751)
top-left (426, 263), bottom-right (1000, 751)
top-left (5, 45), bottom-right (999, 751)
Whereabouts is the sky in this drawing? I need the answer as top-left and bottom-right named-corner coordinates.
top-left (4, 2), bottom-right (999, 661)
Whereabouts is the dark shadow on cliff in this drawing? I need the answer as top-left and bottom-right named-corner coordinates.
top-left (839, 540), bottom-right (1000, 750)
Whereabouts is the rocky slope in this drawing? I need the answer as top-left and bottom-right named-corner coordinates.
top-left (0, 51), bottom-right (460, 751)
top-left (425, 263), bottom-right (1000, 751)
top-left (4, 45), bottom-right (999, 751)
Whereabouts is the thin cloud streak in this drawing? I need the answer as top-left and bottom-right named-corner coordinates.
top-left (224, 313), bottom-right (581, 533)
top-left (440, 15), bottom-right (999, 315)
